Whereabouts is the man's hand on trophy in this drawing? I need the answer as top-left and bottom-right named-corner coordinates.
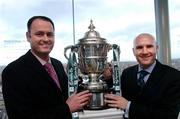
top-left (66, 90), bottom-right (92, 112)
top-left (105, 94), bottom-right (128, 110)
top-left (102, 63), bottom-right (114, 90)
top-left (103, 67), bottom-right (112, 80)
top-left (103, 63), bottom-right (113, 80)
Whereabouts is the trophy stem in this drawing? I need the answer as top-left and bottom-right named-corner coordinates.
top-left (89, 74), bottom-right (99, 83)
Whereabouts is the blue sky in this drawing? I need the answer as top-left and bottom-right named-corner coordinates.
top-left (0, 0), bottom-right (180, 65)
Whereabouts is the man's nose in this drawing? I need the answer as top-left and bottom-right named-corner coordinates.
top-left (43, 34), bottom-right (49, 41)
top-left (142, 47), bottom-right (148, 53)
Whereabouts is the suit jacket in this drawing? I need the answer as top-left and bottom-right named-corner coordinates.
top-left (121, 60), bottom-right (180, 119)
top-left (2, 50), bottom-right (72, 119)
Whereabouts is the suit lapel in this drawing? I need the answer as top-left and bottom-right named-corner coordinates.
top-left (141, 61), bottom-right (165, 96)
top-left (51, 59), bottom-right (69, 99)
top-left (51, 60), bottom-right (63, 90)
top-left (24, 51), bottom-right (62, 92)
top-left (133, 66), bottom-right (143, 95)
top-left (123, 65), bottom-right (140, 98)
top-left (131, 66), bottom-right (139, 90)
top-left (145, 61), bottom-right (164, 87)
top-left (24, 51), bottom-right (47, 75)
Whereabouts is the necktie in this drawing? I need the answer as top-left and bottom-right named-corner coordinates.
top-left (137, 70), bottom-right (149, 88)
top-left (44, 63), bottom-right (61, 89)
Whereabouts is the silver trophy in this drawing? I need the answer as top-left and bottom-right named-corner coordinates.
top-left (64, 20), bottom-right (121, 110)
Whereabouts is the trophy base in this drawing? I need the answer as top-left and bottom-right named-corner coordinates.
top-left (84, 105), bottom-right (109, 110)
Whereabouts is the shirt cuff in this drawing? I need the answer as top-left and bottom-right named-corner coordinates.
top-left (124, 101), bottom-right (131, 118)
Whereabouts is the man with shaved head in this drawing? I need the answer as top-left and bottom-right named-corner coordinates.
top-left (105, 33), bottom-right (180, 119)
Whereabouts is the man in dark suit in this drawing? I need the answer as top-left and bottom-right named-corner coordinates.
top-left (2, 16), bottom-right (92, 119)
top-left (105, 33), bottom-right (180, 119)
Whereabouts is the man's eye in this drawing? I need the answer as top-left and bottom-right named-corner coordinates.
top-left (47, 33), bottom-right (54, 37)
top-left (136, 46), bottom-right (143, 49)
top-left (35, 32), bottom-right (44, 36)
top-left (147, 45), bottom-right (153, 48)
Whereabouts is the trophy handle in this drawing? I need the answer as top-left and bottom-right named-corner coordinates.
top-left (64, 45), bottom-right (73, 60)
top-left (64, 45), bottom-right (79, 60)
top-left (112, 44), bottom-right (121, 95)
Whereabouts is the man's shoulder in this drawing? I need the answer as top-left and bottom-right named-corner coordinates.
top-left (124, 64), bottom-right (138, 71)
top-left (122, 64), bottom-right (138, 75)
top-left (162, 64), bottom-right (180, 75)
top-left (50, 57), bottom-right (62, 64)
top-left (50, 57), bottom-right (64, 67)
top-left (2, 51), bottom-right (32, 73)
top-left (156, 60), bottom-right (180, 73)
top-left (2, 56), bottom-right (25, 76)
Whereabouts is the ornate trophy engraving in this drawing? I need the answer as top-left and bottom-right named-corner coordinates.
top-left (64, 20), bottom-right (121, 110)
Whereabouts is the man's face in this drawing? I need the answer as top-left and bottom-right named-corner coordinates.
top-left (26, 19), bottom-right (55, 59)
top-left (133, 35), bottom-right (158, 69)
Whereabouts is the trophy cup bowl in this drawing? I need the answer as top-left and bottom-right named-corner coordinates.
top-left (78, 44), bottom-right (109, 75)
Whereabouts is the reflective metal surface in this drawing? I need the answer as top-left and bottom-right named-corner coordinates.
top-left (77, 20), bottom-right (111, 76)
top-left (65, 20), bottom-right (120, 110)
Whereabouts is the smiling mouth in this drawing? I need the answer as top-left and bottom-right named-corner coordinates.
top-left (141, 56), bottom-right (151, 60)
top-left (42, 43), bottom-right (51, 47)
top-left (41, 45), bottom-right (50, 50)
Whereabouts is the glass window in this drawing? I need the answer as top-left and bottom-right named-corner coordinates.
top-left (169, 0), bottom-right (180, 70)
top-left (0, 0), bottom-right (155, 66)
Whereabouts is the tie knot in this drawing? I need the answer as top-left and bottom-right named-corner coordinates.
top-left (137, 70), bottom-right (149, 89)
top-left (139, 70), bottom-right (149, 77)
top-left (44, 62), bottom-right (52, 68)
top-left (44, 63), bottom-right (55, 75)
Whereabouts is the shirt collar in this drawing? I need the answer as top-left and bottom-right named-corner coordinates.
top-left (30, 50), bottom-right (51, 65)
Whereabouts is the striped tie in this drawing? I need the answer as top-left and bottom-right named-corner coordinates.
top-left (137, 70), bottom-right (149, 88)
top-left (44, 63), bottom-right (61, 89)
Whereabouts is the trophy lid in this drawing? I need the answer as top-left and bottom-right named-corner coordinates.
top-left (78, 20), bottom-right (106, 44)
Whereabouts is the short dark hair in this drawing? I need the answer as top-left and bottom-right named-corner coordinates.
top-left (27, 16), bottom-right (55, 32)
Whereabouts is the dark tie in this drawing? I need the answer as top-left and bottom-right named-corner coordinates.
top-left (137, 70), bottom-right (149, 88)
top-left (44, 63), bottom-right (61, 89)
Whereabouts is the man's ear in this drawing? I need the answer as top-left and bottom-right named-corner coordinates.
top-left (132, 48), bottom-right (135, 56)
top-left (26, 32), bottom-right (31, 42)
